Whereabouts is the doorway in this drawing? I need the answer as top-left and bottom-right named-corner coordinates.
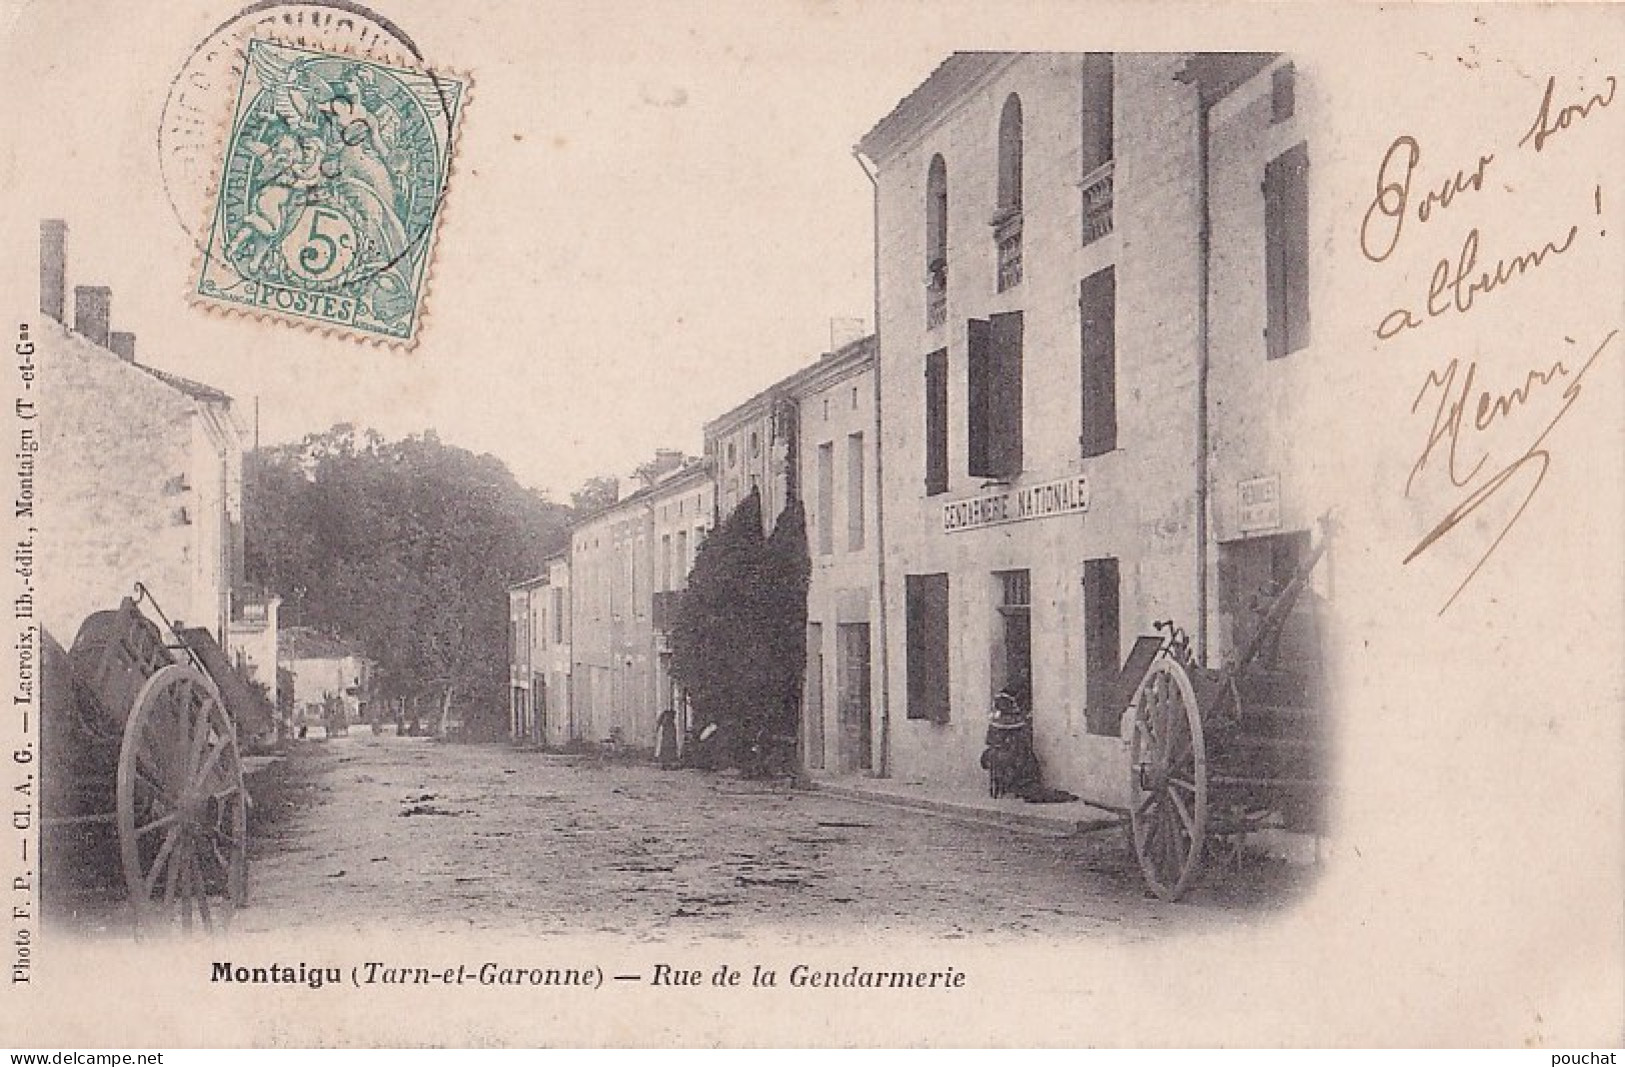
top-left (1217, 530), bottom-right (1317, 672)
top-left (836, 623), bottom-right (872, 772)
top-left (994, 569), bottom-right (1033, 706)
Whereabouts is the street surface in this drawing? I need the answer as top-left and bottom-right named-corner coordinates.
top-left (226, 732), bottom-right (1305, 941)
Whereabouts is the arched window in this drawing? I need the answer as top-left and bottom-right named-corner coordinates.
top-left (996, 94), bottom-right (1023, 215)
top-left (994, 94), bottom-right (1024, 291)
top-left (1080, 54), bottom-right (1115, 246)
top-left (925, 154), bottom-right (948, 328)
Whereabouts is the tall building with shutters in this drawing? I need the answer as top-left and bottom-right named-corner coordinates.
top-left (857, 53), bottom-right (1329, 808)
top-left (569, 451), bottom-right (711, 753)
top-left (792, 337), bottom-right (879, 778)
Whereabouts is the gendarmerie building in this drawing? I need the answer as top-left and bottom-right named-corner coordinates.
top-left (856, 53), bottom-right (1330, 808)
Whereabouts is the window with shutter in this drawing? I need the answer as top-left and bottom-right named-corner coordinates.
top-left (966, 319), bottom-right (992, 478)
top-left (925, 349), bottom-right (949, 496)
top-left (1080, 268), bottom-right (1117, 457)
top-left (1271, 63), bottom-right (1296, 123)
top-left (905, 573), bottom-right (951, 723)
top-left (1083, 557), bottom-right (1122, 735)
top-left (816, 441), bottom-right (834, 555)
top-left (846, 432), bottom-right (865, 551)
top-left (1265, 142), bottom-right (1311, 359)
top-left (989, 311), bottom-right (1024, 478)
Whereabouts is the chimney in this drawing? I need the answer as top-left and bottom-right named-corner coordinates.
top-left (74, 285), bottom-right (112, 348)
top-left (108, 331), bottom-right (136, 362)
top-left (829, 316), bottom-right (866, 352)
top-left (40, 220), bottom-right (67, 323)
top-left (633, 449), bottom-right (687, 488)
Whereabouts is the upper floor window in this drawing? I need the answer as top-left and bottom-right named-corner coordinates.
top-left (815, 442), bottom-right (834, 555)
top-left (846, 432), bottom-right (866, 552)
top-left (967, 311), bottom-right (1024, 479)
top-left (924, 348), bottom-right (949, 497)
top-left (996, 94), bottom-right (1023, 214)
top-left (1271, 63), bottom-right (1296, 123)
top-left (994, 94), bottom-right (1024, 291)
top-left (1265, 141), bottom-right (1311, 359)
top-left (1079, 267), bottom-right (1117, 457)
top-left (926, 154), bottom-right (948, 329)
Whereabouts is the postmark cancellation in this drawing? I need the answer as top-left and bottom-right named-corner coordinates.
top-left (193, 39), bottom-right (466, 345)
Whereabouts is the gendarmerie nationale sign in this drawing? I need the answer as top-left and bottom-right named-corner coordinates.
top-left (942, 475), bottom-right (1091, 534)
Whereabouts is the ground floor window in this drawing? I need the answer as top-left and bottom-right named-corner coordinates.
top-left (1082, 557), bottom-right (1121, 735)
top-left (905, 573), bottom-right (950, 723)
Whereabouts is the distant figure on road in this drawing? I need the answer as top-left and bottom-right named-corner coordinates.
top-left (655, 708), bottom-right (679, 767)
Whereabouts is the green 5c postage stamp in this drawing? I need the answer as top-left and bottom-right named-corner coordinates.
top-left (195, 40), bottom-right (466, 345)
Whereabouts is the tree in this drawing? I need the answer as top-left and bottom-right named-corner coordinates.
top-left (570, 475), bottom-right (620, 513)
top-left (245, 425), bottom-right (570, 740)
top-left (762, 495), bottom-right (811, 757)
top-left (668, 488), bottom-right (810, 776)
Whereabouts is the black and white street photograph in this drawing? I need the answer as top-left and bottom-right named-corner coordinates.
top-left (1, 0), bottom-right (1621, 1050)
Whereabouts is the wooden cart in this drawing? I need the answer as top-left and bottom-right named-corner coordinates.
top-left (44, 585), bottom-right (249, 932)
top-left (1118, 524), bottom-right (1331, 901)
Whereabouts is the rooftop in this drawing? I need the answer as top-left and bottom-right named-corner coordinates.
top-left (703, 333), bottom-right (876, 438)
top-left (856, 52), bottom-right (1015, 162)
top-left (279, 626), bottom-right (366, 662)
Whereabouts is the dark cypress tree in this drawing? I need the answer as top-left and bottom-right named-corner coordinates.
top-left (669, 488), bottom-right (766, 766)
top-left (760, 495), bottom-right (811, 774)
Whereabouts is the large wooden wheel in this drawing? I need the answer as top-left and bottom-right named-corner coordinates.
top-left (116, 665), bottom-right (247, 932)
top-left (1127, 654), bottom-right (1208, 901)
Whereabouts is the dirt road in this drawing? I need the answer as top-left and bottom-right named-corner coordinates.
top-left (228, 732), bottom-right (1308, 942)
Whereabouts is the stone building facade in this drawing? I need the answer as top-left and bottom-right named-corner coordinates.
top-left (535, 554), bottom-right (573, 747)
top-left (507, 574), bottom-right (546, 744)
top-left (792, 337), bottom-right (881, 777)
top-left (648, 463), bottom-right (714, 750)
top-left (569, 452), bottom-right (709, 752)
top-left (36, 221), bottom-right (255, 668)
top-left (705, 383), bottom-right (795, 534)
top-left (856, 53), bottom-right (1328, 807)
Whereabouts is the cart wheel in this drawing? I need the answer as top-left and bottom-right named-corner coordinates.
top-left (116, 665), bottom-right (247, 933)
top-left (1127, 654), bottom-right (1208, 901)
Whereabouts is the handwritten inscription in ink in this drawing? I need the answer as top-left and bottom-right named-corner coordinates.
top-left (1358, 71), bottom-right (1620, 613)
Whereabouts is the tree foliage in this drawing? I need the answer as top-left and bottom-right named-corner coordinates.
top-left (570, 475), bottom-right (620, 513)
top-left (763, 495), bottom-right (811, 747)
top-left (669, 488), bottom-right (810, 775)
top-left (245, 424), bottom-right (570, 740)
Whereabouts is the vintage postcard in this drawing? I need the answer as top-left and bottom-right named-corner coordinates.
top-left (0, 0), bottom-right (1620, 1049)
